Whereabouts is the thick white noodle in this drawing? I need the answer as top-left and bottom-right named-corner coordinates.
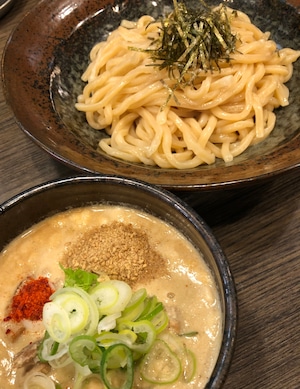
top-left (75, 10), bottom-right (300, 168)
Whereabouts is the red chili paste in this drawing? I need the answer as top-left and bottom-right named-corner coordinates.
top-left (4, 277), bottom-right (54, 322)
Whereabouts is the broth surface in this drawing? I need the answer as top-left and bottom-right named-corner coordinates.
top-left (0, 205), bottom-right (222, 388)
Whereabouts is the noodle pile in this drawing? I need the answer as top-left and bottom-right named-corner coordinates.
top-left (75, 8), bottom-right (300, 169)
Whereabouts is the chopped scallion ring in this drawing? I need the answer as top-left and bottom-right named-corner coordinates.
top-left (150, 309), bottom-right (169, 334)
top-left (43, 302), bottom-right (71, 343)
top-left (69, 335), bottom-right (102, 373)
top-left (51, 286), bottom-right (99, 336)
top-left (90, 280), bottom-right (132, 315)
top-left (140, 339), bottom-right (182, 384)
top-left (117, 320), bottom-right (156, 353)
top-left (100, 344), bottom-right (134, 389)
top-left (24, 372), bottom-right (56, 389)
top-left (54, 292), bottom-right (90, 334)
top-left (182, 348), bottom-right (197, 383)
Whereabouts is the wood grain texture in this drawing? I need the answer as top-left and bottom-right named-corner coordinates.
top-left (0, 1), bottom-right (299, 388)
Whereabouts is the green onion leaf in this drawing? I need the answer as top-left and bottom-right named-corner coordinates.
top-left (179, 331), bottom-right (199, 337)
top-left (61, 265), bottom-right (99, 292)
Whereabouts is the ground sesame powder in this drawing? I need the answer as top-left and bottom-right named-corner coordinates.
top-left (62, 221), bottom-right (167, 286)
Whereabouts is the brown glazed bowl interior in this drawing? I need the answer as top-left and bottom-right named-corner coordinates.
top-left (2, 0), bottom-right (299, 191)
top-left (0, 175), bottom-right (237, 388)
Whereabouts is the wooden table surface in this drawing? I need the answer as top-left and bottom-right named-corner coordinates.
top-left (0, 1), bottom-right (299, 388)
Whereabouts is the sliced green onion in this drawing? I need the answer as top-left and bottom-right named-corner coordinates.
top-left (117, 320), bottom-right (156, 354)
top-left (118, 329), bottom-right (138, 345)
top-left (43, 302), bottom-right (71, 343)
top-left (123, 288), bottom-right (147, 312)
top-left (159, 331), bottom-right (185, 352)
top-left (118, 288), bottom-right (147, 322)
top-left (51, 286), bottom-right (99, 336)
top-left (182, 348), bottom-right (197, 383)
top-left (138, 296), bottom-right (158, 319)
top-left (48, 352), bottom-right (73, 369)
top-left (69, 335), bottom-right (102, 373)
top-left (150, 309), bottom-right (169, 334)
top-left (158, 332), bottom-right (197, 382)
top-left (90, 283), bottom-right (118, 314)
top-left (140, 339), bottom-right (181, 384)
top-left (73, 364), bottom-right (94, 389)
top-left (98, 312), bottom-right (121, 333)
top-left (24, 372), bottom-right (56, 389)
top-left (90, 280), bottom-right (132, 315)
top-left (38, 332), bottom-right (56, 362)
top-left (100, 344), bottom-right (134, 389)
top-left (39, 336), bottom-right (69, 362)
top-left (140, 301), bottom-right (163, 321)
top-left (53, 292), bottom-right (90, 334)
top-left (97, 331), bottom-right (135, 349)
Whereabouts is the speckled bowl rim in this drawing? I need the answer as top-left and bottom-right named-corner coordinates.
top-left (1, 0), bottom-right (299, 191)
top-left (0, 174), bottom-right (238, 388)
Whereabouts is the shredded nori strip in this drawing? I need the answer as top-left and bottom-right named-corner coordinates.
top-left (132, 0), bottom-right (238, 104)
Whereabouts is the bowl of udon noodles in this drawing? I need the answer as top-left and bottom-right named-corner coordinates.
top-left (2, 0), bottom-right (300, 190)
top-left (0, 175), bottom-right (237, 389)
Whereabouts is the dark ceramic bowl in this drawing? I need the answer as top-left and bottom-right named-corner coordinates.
top-left (0, 175), bottom-right (237, 389)
top-left (2, 0), bottom-right (299, 190)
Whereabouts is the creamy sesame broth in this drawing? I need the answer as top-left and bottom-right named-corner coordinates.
top-left (0, 205), bottom-right (222, 388)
